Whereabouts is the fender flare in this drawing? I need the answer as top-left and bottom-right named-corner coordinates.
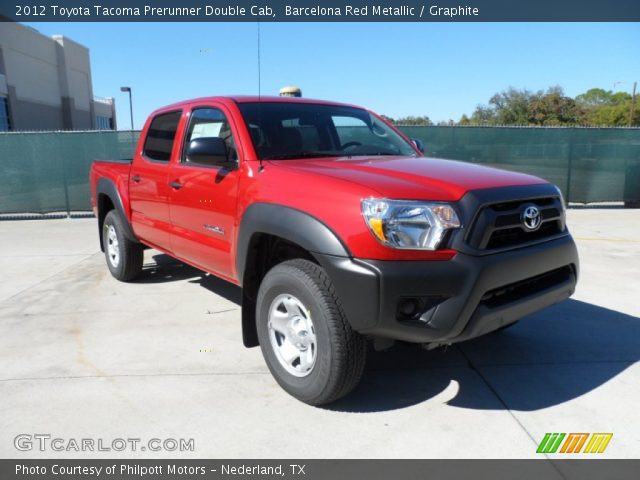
top-left (235, 203), bottom-right (351, 347)
top-left (235, 203), bottom-right (351, 284)
top-left (96, 178), bottom-right (138, 250)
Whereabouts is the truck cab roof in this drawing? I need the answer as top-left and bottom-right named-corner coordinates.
top-left (152, 95), bottom-right (362, 115)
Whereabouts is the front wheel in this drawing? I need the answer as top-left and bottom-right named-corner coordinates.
top-left (256, 259), bottom-right (366, 405)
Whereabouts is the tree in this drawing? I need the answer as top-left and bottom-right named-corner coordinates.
top-left (387, 85), bottom-right (638, 127)
top-left (468, 105), bottom-right (496, 124)
top-left (458, 114), bottom-right (472, 125)
top-left (529, 87), bottom-right (580, 126)
top-left (392, 115), bottom-right (433, 126)
top-left (575, 88), bottom-right (629, 107)
top-left (459, 85), bottom-right (638, 127)
top-left (576, 88), bottom-right (638, 126)
top-left (463, 87), bottom-right (537, 125)
top-left (488, 87), bottom-right (536, 125)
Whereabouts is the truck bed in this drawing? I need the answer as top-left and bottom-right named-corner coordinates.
top-left (89, 159), bottom-right (133, 219)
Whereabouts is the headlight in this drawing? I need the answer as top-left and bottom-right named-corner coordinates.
top-left (361, 199), bottom-right (461, 250)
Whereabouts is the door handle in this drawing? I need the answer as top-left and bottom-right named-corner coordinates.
top-left (131, 175), bottom-right (141, 183)
top-left (168, 180), bottom-right (183, 190)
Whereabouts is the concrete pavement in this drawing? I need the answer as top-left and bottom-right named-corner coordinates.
top-left (0, 209), bottom-right (638, 458)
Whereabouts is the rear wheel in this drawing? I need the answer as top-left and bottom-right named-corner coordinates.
top-left (102, 210), bottom-right (143, 282)
top-left (256, 259), bottom-right (366, 405)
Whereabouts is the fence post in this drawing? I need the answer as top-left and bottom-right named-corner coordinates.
top-left (566, 128), bottom-right (574, 203)
top-left (60, 144), bottom-right (71, 218)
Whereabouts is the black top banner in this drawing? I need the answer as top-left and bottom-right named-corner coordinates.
top-left (1, 0), bottom-right (640, 22)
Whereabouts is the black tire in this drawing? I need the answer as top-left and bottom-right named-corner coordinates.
top-left (256, 259), bottom-right (366, 406)
top-left (102, 210), bottom-right (143, 282)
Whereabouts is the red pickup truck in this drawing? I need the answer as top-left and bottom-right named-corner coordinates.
top-left (90, 96), bottom-right (578, 405)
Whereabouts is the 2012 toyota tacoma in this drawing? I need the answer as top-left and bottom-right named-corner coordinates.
top-left (90, 96), bottom-right (579, 405)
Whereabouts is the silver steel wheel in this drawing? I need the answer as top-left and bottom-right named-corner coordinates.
top-left (268, 293), bottom-right (317, 377)
top-left (106, 225), bottom-right (120, 268)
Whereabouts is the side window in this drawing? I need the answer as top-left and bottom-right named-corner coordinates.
top-left (143, 111), bottom-right (181, 162)
top-left (183, 108), bottom-right (238, 165)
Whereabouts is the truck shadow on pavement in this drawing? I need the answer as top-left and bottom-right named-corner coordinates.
top-left (139, 254), bottom-right (241, 303)
top-left (139, 255), bottom-right (638, 414)
top-left (330, 299), bottom-right (640, 413)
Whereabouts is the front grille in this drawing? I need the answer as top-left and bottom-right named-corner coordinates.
top-left (466, 196), bottom-right (566, 251)
top-left (486, 221), bottom-right (562, 250)
top-left (479, 266), bottom-right (574, 309)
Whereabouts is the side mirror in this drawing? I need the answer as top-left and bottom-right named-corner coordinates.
top-left (185, 137), bottom-right (235, 168)
top-left (411, 138), bottom-right (425, 154)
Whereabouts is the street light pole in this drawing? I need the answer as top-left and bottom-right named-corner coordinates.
top-left (120, 86), bottom-right (134, 130)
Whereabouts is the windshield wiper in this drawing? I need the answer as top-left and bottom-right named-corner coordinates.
top-left (262, 152), bottom-right (340, 160)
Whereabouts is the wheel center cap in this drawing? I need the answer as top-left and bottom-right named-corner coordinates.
top-left (290, 317), bottom-right (310, 349)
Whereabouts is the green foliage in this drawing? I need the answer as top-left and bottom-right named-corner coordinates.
top-left (529, 88), bottom-right (579, 126)
top-left (383, 115), bottom-right (433, 126)
top-left (575, 88), bottom-right (630, 107)
top-left (576, 88), bottom-right (639, 126)
top-left (469, 106), bottom-right (496, 124)
top-left (460, 86), bottom-right (638, 127)
top-left (385, 86), bottom-right (638, 128)
top-left (489, 87), bottom-right (536, 125)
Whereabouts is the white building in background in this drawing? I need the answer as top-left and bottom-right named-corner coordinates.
top-left (0, 22), bottom-right (116, 131)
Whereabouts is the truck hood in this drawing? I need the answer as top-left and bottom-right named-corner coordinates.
top-left (270, 156), bottom-right (547, 201)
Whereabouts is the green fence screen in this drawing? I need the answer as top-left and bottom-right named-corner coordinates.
top-left (0, 127), bottom-right (638, 215)
top-left (0, 131), bottom-right (139, 215)
top-left (401, 126), bottom-right (640, 206)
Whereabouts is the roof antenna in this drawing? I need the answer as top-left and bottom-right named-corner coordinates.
top-left (257, 21), bottom-right (264, 172)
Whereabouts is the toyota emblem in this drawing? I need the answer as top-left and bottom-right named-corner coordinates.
top-left (522, 205), bottom-right (542, 231)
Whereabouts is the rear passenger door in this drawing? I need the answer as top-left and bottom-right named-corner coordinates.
top-left (167, 105), bottom-right (241, 280)
top-left (129, 110), bottom-right (182, 252)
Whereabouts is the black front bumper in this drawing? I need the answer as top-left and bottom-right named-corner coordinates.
top-left (317, 234), bottom-right (579, 345)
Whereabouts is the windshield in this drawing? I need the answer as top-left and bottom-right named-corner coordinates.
top-left (237, 102), bottom-right (417, 160)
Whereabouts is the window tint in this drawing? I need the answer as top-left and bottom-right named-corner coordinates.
top-left (237, 102), bottom-right (416, 160)
top-left (281, 118), bottom-right (322, 152)
top-left (143, 111), bottom-right (181, 161)
top-left (183, 108), bottom-right (237, 165)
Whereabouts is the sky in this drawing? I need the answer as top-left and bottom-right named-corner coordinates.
top-left (24, 21), bottom-right (640, 129)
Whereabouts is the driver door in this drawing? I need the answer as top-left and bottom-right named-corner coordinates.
top-left (167, 105), bottom-right (240, 280)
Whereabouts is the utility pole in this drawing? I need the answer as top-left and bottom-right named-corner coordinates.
top-left (629, 81), bottom-right (637, 127)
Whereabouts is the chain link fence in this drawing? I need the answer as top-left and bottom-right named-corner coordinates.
top-left (0, 126), bottom-right (638, 216)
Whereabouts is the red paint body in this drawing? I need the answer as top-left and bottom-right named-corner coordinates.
top-left (90, 96), bottom-right (546, 285)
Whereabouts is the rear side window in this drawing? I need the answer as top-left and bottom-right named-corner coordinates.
top-left (143, 111), bottom-right (181, 161)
